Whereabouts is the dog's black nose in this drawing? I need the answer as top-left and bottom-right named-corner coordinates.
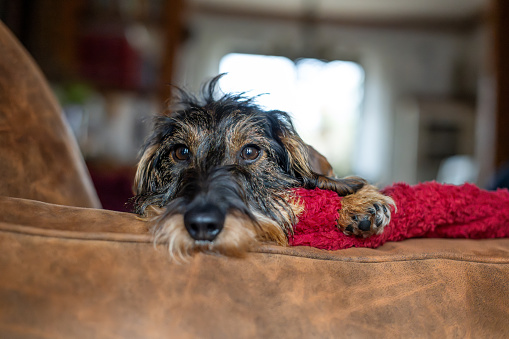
top-left (184, 204), bottom-right (225, 241)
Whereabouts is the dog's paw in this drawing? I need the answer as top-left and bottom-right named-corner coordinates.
top-left (341, 202), bottom-right (392, 237)
top-left (337, 185), bottom-right (395, 238)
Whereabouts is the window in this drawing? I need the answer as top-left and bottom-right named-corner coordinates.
top-left (219, 53), bottom-right (365, 176)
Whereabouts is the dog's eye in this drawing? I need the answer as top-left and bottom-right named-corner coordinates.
top-left (173, 145), bottom-right (191, 161)
top-left (240, 145), bottom-right (261, 162)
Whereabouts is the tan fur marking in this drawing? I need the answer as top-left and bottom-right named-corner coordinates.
top-left (134, 144), bottom-right (159, 194)
top-left (280, 135), bottom-right (314, 178)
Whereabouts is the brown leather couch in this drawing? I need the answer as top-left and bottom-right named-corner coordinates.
top-left (1, 21), bottom-right (508, 338)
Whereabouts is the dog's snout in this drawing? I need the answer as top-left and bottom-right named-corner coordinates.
top-left (184, 204), bottom-right (225, 241)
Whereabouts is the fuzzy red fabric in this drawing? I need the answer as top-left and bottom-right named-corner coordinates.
top-left (289, 182), bottom-right (509, 250)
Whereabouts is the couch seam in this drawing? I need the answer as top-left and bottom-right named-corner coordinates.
top-left (253, 249), bottom-right (509, 264)
top-left (2, 225), bottom-right (509, 264)
top-left (0, 223), bottom-right (151, 243)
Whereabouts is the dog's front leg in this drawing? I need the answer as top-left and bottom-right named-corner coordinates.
top-left (336, 185), bottom-right (395, 237)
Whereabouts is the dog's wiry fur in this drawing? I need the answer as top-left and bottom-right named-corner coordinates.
top-left (133, 75), bottom-right (393, 260)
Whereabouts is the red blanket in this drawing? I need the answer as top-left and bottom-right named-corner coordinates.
top-left (290, 182), bottom-right (509, 250)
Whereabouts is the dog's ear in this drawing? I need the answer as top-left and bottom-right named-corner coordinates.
top-left (134, 113), bottom-right (177, 197)
top-left (133, 143), bottom-right (159, 196)
top-left (304, 145), bottom-right (367, 194)
top-left (306, 145), bottom-right (334, 177)
top-left (274, 117), bottom-right (366, 196)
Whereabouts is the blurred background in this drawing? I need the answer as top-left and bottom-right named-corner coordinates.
top-left (1, 0), bottom-right (508, 211)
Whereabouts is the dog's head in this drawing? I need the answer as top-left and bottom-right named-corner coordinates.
top-left (133, 75), bottom-right (365, 259)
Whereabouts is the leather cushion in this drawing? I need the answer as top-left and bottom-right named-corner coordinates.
top-left (1, 196), bottom-right (508, 338)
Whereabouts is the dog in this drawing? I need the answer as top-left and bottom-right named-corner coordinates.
top-left (132, 75), bottom-right (394, 260)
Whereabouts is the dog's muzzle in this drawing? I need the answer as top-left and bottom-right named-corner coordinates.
top-left (183, 203), bottom-right (225, 241)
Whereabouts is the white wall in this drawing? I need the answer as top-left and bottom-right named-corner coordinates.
top-left (174, 13), bottom-right (484, 185)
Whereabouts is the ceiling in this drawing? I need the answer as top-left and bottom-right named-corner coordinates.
top-left (190, 0), bottom-right (488, 23)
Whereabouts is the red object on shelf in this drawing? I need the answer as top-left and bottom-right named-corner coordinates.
top-left (79, 31), bottom-right (142, 89)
